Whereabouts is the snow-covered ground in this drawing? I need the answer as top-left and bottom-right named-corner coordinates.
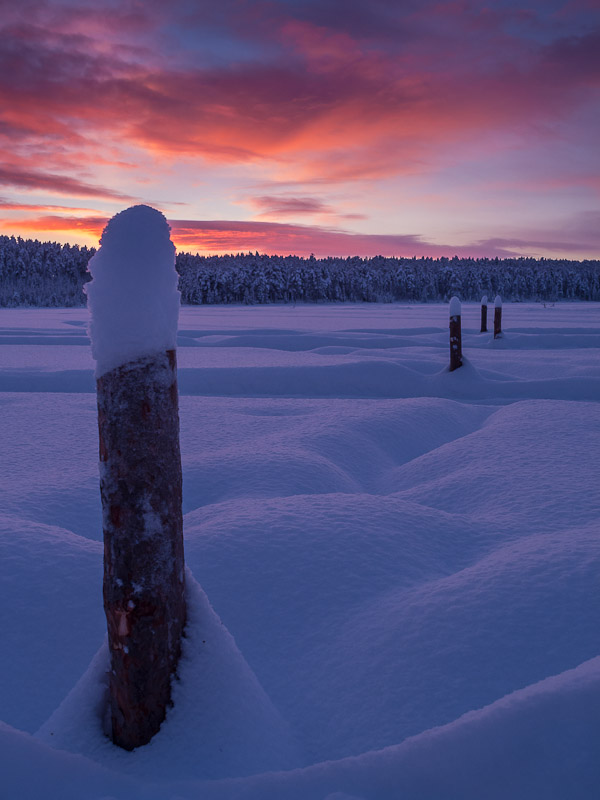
top-left (1, 302), bottom-right (599, 799)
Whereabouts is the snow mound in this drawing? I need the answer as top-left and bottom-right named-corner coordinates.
top-left (195, 656), bottom-right (600, 800)
top-left (0, 516), bottom-right (103, 733)
top-left (304, 520), bottom-right (599, 759)
top-left (36, 570), bottom-right (301, 781)
top-left (180, 397), bottom-right (493, 508)
top-left (0, 722), bottom-right (142, 800)
top-left (85, 205), bottom-right (180, 377)
top-left (5, 657), bottom-right (598, 799)
top-left (386, 399), bottom-right (600, 528)
top-left (183, 492), bottom-right (599, 763)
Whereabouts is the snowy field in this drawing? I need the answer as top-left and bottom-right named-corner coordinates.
top-left (1, 301), bottom-right (599, 799)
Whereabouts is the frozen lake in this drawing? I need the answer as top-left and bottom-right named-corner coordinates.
top-left (1, 302), bottom-right (599, 799)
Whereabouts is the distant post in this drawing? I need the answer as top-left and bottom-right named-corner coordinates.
top-left (480, 295), bottom-right (488, 333)
top-left (86, 205), bottom-right (186, 751)
top-left (494, 295), bottom-right (502, 339)
top-left (449, 296), bottom-right (462, 371)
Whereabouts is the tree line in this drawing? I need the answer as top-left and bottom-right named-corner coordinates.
top-left (1, 234), bottom-right (599, 306)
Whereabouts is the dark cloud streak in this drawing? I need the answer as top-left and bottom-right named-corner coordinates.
top-left (0, 166), bottom-right (134, 200)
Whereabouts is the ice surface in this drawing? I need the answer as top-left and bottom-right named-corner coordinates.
top-left (0, 302), bottom-right (599, 798)
top-left (85, 205), bottom-right (180, 377)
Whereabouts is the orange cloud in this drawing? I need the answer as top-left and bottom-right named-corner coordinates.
top-left (1, 214), bottom-right (107, 238)
top-left (0, 213), bottom-right (471, 256)
top-left (3, 211), bottom-right (598, 260)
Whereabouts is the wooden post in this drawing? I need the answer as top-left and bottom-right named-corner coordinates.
top-left (494, 295), bottom-right (502, 339)
top-left (480, 295), bottom-right (488, 332)
top-left (87, 205), bottom-right (186, 751)
top-left (97, 351), bottom-right (186, 750)
top-left (449, 296), bottom-right (462, 371)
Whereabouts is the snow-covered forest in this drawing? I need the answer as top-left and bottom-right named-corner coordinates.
top-left (1, 234), bottom-right (599, 306)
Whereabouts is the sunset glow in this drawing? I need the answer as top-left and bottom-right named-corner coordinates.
top-left (1, 0), bottom-right (599, 258)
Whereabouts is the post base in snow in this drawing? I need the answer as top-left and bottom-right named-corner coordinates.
top-left (449, 314), bottom-right (462, 371)
top-left (97, 349), bottom-right (186, 750)
top-left (494, 307), bottom-right (502, 339)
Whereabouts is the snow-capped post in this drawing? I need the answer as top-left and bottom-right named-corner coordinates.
top-left (449, 296), bottom-right (462, 371)
top-left (494, 295), bottom-right (503, 339)
top-left (480, 295), bottom-right (488, 333)
top-left (86, 205), bottom-right (186, 751)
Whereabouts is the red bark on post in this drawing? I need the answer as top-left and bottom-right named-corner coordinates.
top-left (97, 348), bottom-right (186, 750)
top-left (494, 296), bottom-right (502, 339)
top-left (449, 297), bottom-right (462, 371)
top-left (480, 296), bottom-right (488, 333)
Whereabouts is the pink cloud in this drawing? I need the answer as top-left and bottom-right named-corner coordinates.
top-left (247, 195), bottom-right (366, 220)
top-left (2, 10), bottom-right (598, 188)
top-left (0, 1), bottom-right (598, 260)
top-left (168, 219), bottom-right (516, 258)
top-left (0, 166), bottom-right (133, 200)
top-left (251, 195), bottom-right (333, 215)
top-left (0, 198), bottom-right (101, 213)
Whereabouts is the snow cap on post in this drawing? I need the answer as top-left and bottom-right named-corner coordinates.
top-left (449, 296), bottom-right (461, 317)
top-left (481, 295), bottom-right (488, 306)
top-left (86, 205), bottom-right (179, 377)
top-left (494, 295), bottom-right (502, 308)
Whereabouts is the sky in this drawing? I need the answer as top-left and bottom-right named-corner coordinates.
top-left (0, 0), bottom-right (599, 259)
